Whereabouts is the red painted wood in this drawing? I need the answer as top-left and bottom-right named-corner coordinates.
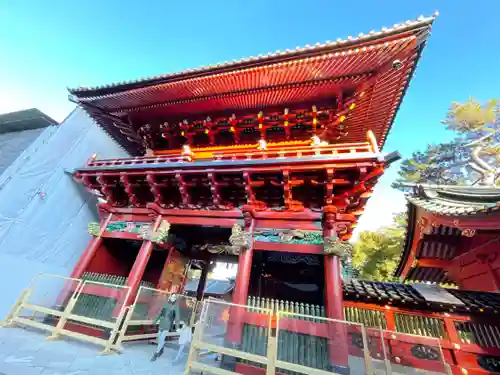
top-left (100, 231), bottom-right (141, 240)
top-left (63, 322), bottom-right (105, 339)
top-left (227, 217), bottom-right (255, 344)
top-left (124, 216), bottom-right (163, 305)
top-left (86, 242), bottom-right (130, 277)
top-left (70, 237), bottom-right (104, 279)
top-left (253, 241), bottom-right (323, 254)
top-left (417, 258), bottom-right (452, 269)
top-left (235, 363), bottom-right (288, 375)
top-left (323, 220), bottom-right (349, 367)
top-left (78, 284), bottom-right (128, 299)
top-left (424, 212), bottom-right (500, 230)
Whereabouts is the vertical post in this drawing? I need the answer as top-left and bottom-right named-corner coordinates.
top-left (196, 261), bottom-right (210, 302)
top-left (323, 206), bottom-right (350, 374)
top-left (70, 213), bottom-right (113, 279)
top-left (156, 246), bottom-right (174, 290)
top-left (222, 210), bottom-right (254, 372)
top-left (124, 215), bottom-right (163, 305)
top-left (227, 211), bottom-right (254, 343)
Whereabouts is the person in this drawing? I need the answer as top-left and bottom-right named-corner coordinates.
top-left (173, 323), bottom-right (193, 362)
top-left (151, 294), bottom-right (181, 362)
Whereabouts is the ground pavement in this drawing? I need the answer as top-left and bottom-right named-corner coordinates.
top-left (0, 326), bottom-right (193, 375)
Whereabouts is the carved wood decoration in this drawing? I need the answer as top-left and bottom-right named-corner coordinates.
top-left (253, 229), bottom-right (323, 245)
top-left (461, 228), bottom-right (477, 237)
top-left (323, 233), bottom-right (353, 258)
top-left (229, 224), bottom-right (251, 254)
top-left (78, 160), bottom-right (385, 240)
top-left (139, 220), bottom-right (170, 244)
top-left (88, 222), bottom-right (100, 237)
top-left (410, 344), bottom-right (440, 361)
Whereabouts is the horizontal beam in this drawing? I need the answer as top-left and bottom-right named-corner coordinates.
top-left (76, 152), bottom-right (385, 173)
top-left (253, 241), bottom-right (323, 254)
top-left (414, 258), bottom-right (451, 269)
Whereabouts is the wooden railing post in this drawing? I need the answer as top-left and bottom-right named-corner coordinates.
top-left (1, 289), bottom-right (31, 327)
top-left (47, 280), bottom-right (83, 340)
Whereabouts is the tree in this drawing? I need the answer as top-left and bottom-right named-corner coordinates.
top-left (352, 213), bottom-right (406, 281)
top-left (393, 99), bottom-right (499, 188)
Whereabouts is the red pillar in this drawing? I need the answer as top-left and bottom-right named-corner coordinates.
top-left (323, 209), bottom-right (350, 371)
top-left (124, 215), bottom-right (163, 305)
top-left (56, 214), bottom-right (113, 307)
top-left (227, 215), bottom-right (254, 344)
top-left (70, 213), bottom-right (113, 279)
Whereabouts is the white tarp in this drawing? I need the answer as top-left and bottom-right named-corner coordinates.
top-left (0, 108), bottom-right (129, 318)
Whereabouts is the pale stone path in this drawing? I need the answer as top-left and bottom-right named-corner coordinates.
top-left (0, 327), bottom-right (190, 375)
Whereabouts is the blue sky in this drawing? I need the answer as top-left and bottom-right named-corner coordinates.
top-left (0, 0), bottom-right (498, 233)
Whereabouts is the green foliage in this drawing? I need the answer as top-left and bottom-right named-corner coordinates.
top-left (352, 213), bottom-right (406, 282)
top-left (393, 98), bottom-right (499, 188)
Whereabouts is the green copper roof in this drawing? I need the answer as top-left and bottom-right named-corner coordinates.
top-left (407, 184), bottom-right (500, 216)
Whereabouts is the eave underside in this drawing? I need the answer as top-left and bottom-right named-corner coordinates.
top-left (70, 18), bottom-right (433, 156)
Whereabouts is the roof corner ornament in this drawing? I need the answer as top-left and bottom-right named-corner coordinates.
top-left (229, 224), bottom-right (251, 255)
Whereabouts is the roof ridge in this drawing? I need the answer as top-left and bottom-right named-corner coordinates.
top-left (69, 12), bottom-right (437, 94)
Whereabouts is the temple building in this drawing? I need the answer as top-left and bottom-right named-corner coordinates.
top-left (66, 14), bottom-right (437, 374)
top-left (7, 11), bottom-right (500, 375)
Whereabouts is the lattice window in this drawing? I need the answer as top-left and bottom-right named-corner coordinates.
top-left (344, 306), bottom-right (387, 329)
top-left (394, 313), bottom-right (446, 339)
top-left (455, 322), bottom-right (500, 348)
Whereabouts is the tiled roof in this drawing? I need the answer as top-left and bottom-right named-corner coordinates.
top-left (185, 277), bottom-right (500, 314)
top-left (394, 184), bottom-right (500, 279)
top-left (407, 184), bottom-right (500, 216)
top-left (69, 14), bottom-right (437, 95)
top-left (345, 280), bottom-right (500, 314)
top-left (69, 14), bottom-right (436, 156)
top-left (343, 279), bottom-right (426, 305)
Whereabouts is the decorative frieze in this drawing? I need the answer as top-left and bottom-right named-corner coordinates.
top-left (253, 229), bottom-right (323, 245)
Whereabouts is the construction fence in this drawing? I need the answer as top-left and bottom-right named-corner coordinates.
top-left (0, 273), bottom-right (200, 354)
top-left (1, 275), bottom-right (453, 374)
top-left (186, 298), bottom-right (453, 375)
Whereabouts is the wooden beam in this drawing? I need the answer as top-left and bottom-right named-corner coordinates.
top-left (415, 258), bottom-right (451, 269)
top-left (253, 241), bottom-right (323, 254)
top-left (399, 212), bottom-right (424, 280)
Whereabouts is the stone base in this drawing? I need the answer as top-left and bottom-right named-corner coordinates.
top-left (220, 342), bottom-right (240, 371)
top-left (328, 363), bottom-right (350, 375)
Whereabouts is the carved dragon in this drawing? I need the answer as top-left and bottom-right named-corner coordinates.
top-left (323, 234), bottom-right (353, 258)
